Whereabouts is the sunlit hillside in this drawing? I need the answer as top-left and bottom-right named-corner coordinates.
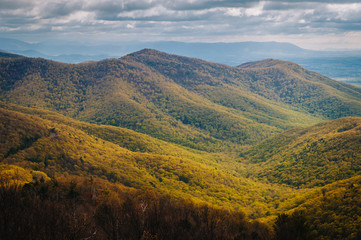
top-left (1, 51), bottom-right (361, 239)
top-left (3, 50), bottom-right (361, 151)
top-left (243, 117), bottom-right (361, 188)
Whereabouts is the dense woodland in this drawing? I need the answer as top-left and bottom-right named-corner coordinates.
top-left (0, 171), bottom-right (272, 240)
top-left (244, 117), bottom-right (361, 188)
top-left (0, 105), bottom-right (301, 217)
top-left (1, 51), bottom-right (361, 239)
top-left (2, 50), bottom-right (361, 150)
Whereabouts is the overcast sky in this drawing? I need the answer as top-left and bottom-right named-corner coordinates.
top-left (1, 0), bottom-right (361, 50)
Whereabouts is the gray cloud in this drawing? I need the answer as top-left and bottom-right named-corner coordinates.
top-left (263, 2), bottom-right (319, 10)
top-left (42, 1), bottom-right (84, 18)
top-left (162, 0), bottom-right (258, 11)
top-left (273, 0), bottom-right (360, 2)
top-left (0, 0), bottom-right (361, 49)
top-left (0, 0), bottom-right (35, 9)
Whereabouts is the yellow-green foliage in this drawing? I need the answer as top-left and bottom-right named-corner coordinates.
top-left (0, 102), bottom-right (220, 161)
top-left (238, 58), bottom-right (361, 119)
top-left (2, 51), bottom-right (361, 236)
top-left (0, 106), bottom-right (48, 159)
top-left (3, 51), bottom-right (361, 150)
top-left (293, 176), bottom-right (361, 239)
top-left (244, 117), bottom-right (361, 188)
top-left (0, 106), bottom-right (299, 217)
top-left (0, 164), bottom-right (49, 186)
top-left (0, 165), bottom-right (32, 185)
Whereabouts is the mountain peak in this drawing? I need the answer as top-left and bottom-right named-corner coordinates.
top-left (126, 48), bottom-right (166, 57)
top-left (122, 48), bottom-right (215, 67)
top-left (238, 58), bottom-right (292, 69)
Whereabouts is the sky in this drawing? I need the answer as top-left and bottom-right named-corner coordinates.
top-left (1, 0), bottom-right (361, 50)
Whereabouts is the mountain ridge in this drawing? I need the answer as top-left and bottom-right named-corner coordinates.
top-left (238, 59), bottom-right (290, 69)
top-left (1, 49), bottom-right (361, 150)
top-left (2, 37), bottom-right (361, 86)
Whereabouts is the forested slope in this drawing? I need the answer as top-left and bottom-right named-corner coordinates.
top-left (244, 117), bottom-right (361, 188)
top-left (2, 50), bottom-right (361, 150)
top-left (0, 104), bottom-right (303, 217)
top-left (2, 51), bottom-right (361, 239)
top-left (238, 58), bottom-right (361, 119)
top-left (0, 166), bottom-right (272, 240)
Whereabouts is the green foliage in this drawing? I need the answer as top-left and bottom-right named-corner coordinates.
top-left (244, 117), bottom-right (361, 188)
top-left (292, 176), bottom-right (361, 240)
top-left (2, 51), bottom-right (361, 238)
top-left (238, 58), bottom-right (361, 119)
top-left (3, 50), bottom-right (361, 150)
top-left (0, 106), bottom-right (299, 217)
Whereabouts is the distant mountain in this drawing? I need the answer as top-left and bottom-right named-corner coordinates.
top-left (0, 49), bottom-right (23, 58)
top-left (0, 38), bottom-right (33, 51)
top-left (0, 38), bottom-right (118, 62)
top-left (1, 50), bottom-right (361, 150)
top-left (139, 41), bottom-right (310, 66)
top-left (1, 38), bottom-right (361, 85)
top-left (1, 38), bottom-right (310, 64)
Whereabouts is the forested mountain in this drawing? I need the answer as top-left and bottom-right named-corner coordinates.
top-left (0, 50), bottom-right (22, 59)
top-left (2, 101), bottom-right (361, 239)
top-left (237, 58), bottom-right (361, 118)
top-left (0, 103), bottom-right (303, 217)
top-left (243, 117), bottom-right (361, 188)
top-left (2, 38), bottom-right (361, 87)
top-left (0, 165), bottom-right (274, 240)
top-left (1, 49), bottom-right (361, 150)
top-left (1, 50), bottom-right (361, 239)
top-left (294, 175), bottom-right (361, 239)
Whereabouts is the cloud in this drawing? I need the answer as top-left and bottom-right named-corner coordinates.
top-left (0, 0), bottom-right (361, 49)
top-left (0, 0), bottom-right (36, 10)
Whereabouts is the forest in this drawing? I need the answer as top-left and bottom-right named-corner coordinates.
top-left (1, 50), bottom-right (361, 239)
top-left (0, 172), bottom-right (272, 240)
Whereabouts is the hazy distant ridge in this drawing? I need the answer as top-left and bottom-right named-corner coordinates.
top-left (1, 38), bottom-right (361, 85)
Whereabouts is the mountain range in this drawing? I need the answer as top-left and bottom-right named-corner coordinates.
top-left (1, 49), bottom-right (361, 239)
top-left (1, 38), bottom-right (361, 86)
